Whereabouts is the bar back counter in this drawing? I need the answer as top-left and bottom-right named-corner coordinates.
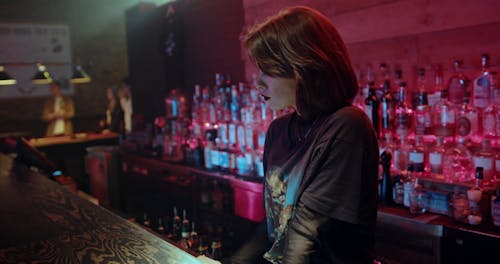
top-left (0, 154), bottom-right (210, 264)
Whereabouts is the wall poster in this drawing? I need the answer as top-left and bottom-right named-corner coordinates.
top-left (0, 22), bottom-right (73, 98)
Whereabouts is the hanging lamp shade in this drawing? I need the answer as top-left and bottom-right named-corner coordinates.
top-left (71, 65), bottom-right (91, 84)
top-left (0, 65), bottom-right (16, 85)
top-left (32, 63), bottom-right (52, 84)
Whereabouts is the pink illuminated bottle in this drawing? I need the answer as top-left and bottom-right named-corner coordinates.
top-left (456, 92), bottom-right (481, 144)
top-left (429, 136), bottom-right (445, 179)
top-left (473, 139), bottom-right (495, 185)
top-left (473, 54), bottom-right (493, 110)
top-left (443, 138), bottom-right (474, 183)
top-left (394, 82), bottom-right (413, 140)
top-left (447, 60), bottom-right (470, 106)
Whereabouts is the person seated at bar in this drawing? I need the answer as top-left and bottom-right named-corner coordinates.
top-left (228, 6), bottom-right (379, 264)
top-left (100, 86), bottom-right (124, 134)
top-left (42, 80), bottom-right (75, 136)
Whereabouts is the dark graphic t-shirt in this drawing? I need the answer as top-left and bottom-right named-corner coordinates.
top-left (263, 106), bottom-right (379, 263)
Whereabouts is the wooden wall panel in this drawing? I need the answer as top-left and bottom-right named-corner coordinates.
top-left (242, 0), bottom-right (500, 90)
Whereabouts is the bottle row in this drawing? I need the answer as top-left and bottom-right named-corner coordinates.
top-left (380, 135), bottom-right (500, 185)
top-left (137, 207), bottom-right (224, 260)
top-left (380, 154), bottom-right (500, 228)
top-left (354, 54), bottom-right (500, 145)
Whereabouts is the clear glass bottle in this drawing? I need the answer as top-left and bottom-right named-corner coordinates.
top-left (432, 89), bottom-right (456, 140)
top-left (456, 92), bottom-right (481, 144)
top-left (381, 78), bottom-right (394, 139)
top-left (409, 136), bottom-right (426, 175)
top-left (403, 165), bottom-right (415, 208)
top-left (428, 64), bottom-right (444, 107)
top-left (482, 72), bottom-right (497, 139)
top-left (473, 54), bottom-right (493, 109)
top-left (365, 80), bottom-right (380, 137)
top-left (394, 82), bottom-right (414, 139)
top-left (473, 139), bottom-right (495, 185)
top-left (428, 136), bottom-right (445, 179)
top-left (172, 207), bottom-right (181, 241)
top-left (447, 60), bottom-right (470, 106)
top-left (443, 137), bottom-right (474, 183)
top-left (414, 68), bottom-right (433, 137)
top-left (393, 137), bottom-right (410, 174)
top-left (467, 167), bottom-right (484, 225)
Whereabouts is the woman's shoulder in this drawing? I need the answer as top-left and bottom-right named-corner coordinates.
top-left (319, 106), bottom-right (376, 144)
top-left (268, 111), bottom-right (293, 131)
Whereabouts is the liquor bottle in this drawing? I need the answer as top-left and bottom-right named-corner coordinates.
top-left (142, 212), bottom-right (150, 228)
top-left (365, 80), bottom-right (380, 138)
top-left (428, 65), bottom-right (444, 107)
top-left (414, 68), bottom-right (432, 137)
top-left (203, 135), bottom-right (215, 170)
top-left (409, 178), bottom-right (429, 215)
top-left (157, 216), bottom-right (166, 235)
top-left (408, 136), bottom-right (426, 175)
top-left (210, 138), bottom-right (221, 171)
top-left (189, 222), bottom-right (199, 249)
top-left (197, 237), bottom-right (209, 256)
top-left (431, 88), bottom-right (456, 142)
top-left (181, 209), bottom-right (191, 239)
top-left (353, 65), bottom-right (365, 110)
top-left (473, 139), bottom-right (495, 185)
top-left (394, 82), bottom-right (414, 140)
top-left (393, 137), bottom-right (410, 174)
top-left (178, 209), bottom-right (191, 250)
top-left (172, 207), bottom-right (181, 241)
top-left (467, 167), bottom-right (484, 225)
top-left (491, 190), bottom-right (500, 227)
top-left (482, 72), bottom-right (497, 139)
top-left (392, 175), bottom-right (405, 205)
top-left (392, 69), bottom-right (403, 102)
top-left (380, 151), bottom-right (393, 205)
top-left (443, 137), bottom-right (474, 183)
top-left (428, 136), bottom-right (445, 179)
top-left (447, 60), bottom-right (470, 106)
top-left (380, 78), bottom-right (394, 138)
top-left (235, 145), bottom-right (250, 177)
top-left (210, 240), bottom-right (223, 260)
top-left (473, 54), bottom-right (494, 109)
top-left (456, 92), bottom-right (481, 144)
top-left (403, 165), bottom-right (415, 208)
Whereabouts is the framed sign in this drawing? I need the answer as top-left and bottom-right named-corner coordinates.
top-left (0, 22), bottom-right (73, 98)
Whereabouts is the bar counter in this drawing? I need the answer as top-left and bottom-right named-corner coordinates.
top-left (120, 151), bottom-right (500, 264)
top-left (0, 156), bottom-right (214, 264)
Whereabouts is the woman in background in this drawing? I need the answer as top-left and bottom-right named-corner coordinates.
top-left (100, 86), bottom-right (124, 134)
top-left (119, 77), bottom-right (133, 133)
top-left (229, 6), bottom-right (379, 264)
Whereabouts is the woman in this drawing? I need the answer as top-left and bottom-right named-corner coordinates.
top-left (230, 6), bottom-right (379, 264)
top-left (101, 86), bottom-right (124, 133)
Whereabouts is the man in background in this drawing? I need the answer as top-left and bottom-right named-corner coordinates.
top-left (42, 80), bottom-right (75, 136)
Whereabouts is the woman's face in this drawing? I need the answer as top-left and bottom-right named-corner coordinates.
top-left (257, 73), bottom-right (296, 111)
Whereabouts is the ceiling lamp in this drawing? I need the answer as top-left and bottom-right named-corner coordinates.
top-left (71, 65), bottom-right (91, 84)
top-left (0, 65), bottom-right (16, 85)
top-left (32, 63), bottom-right (52, 84)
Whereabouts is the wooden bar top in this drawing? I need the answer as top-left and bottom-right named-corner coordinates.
top-left (0, 157), bottom-right (206, 264)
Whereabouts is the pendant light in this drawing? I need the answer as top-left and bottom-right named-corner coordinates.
top-left (70, 65), bottom-right (91, 84)
top-left (0, 65), bottom-right (16, 85)
top-left (32, 63), bottom-right (52, 84)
